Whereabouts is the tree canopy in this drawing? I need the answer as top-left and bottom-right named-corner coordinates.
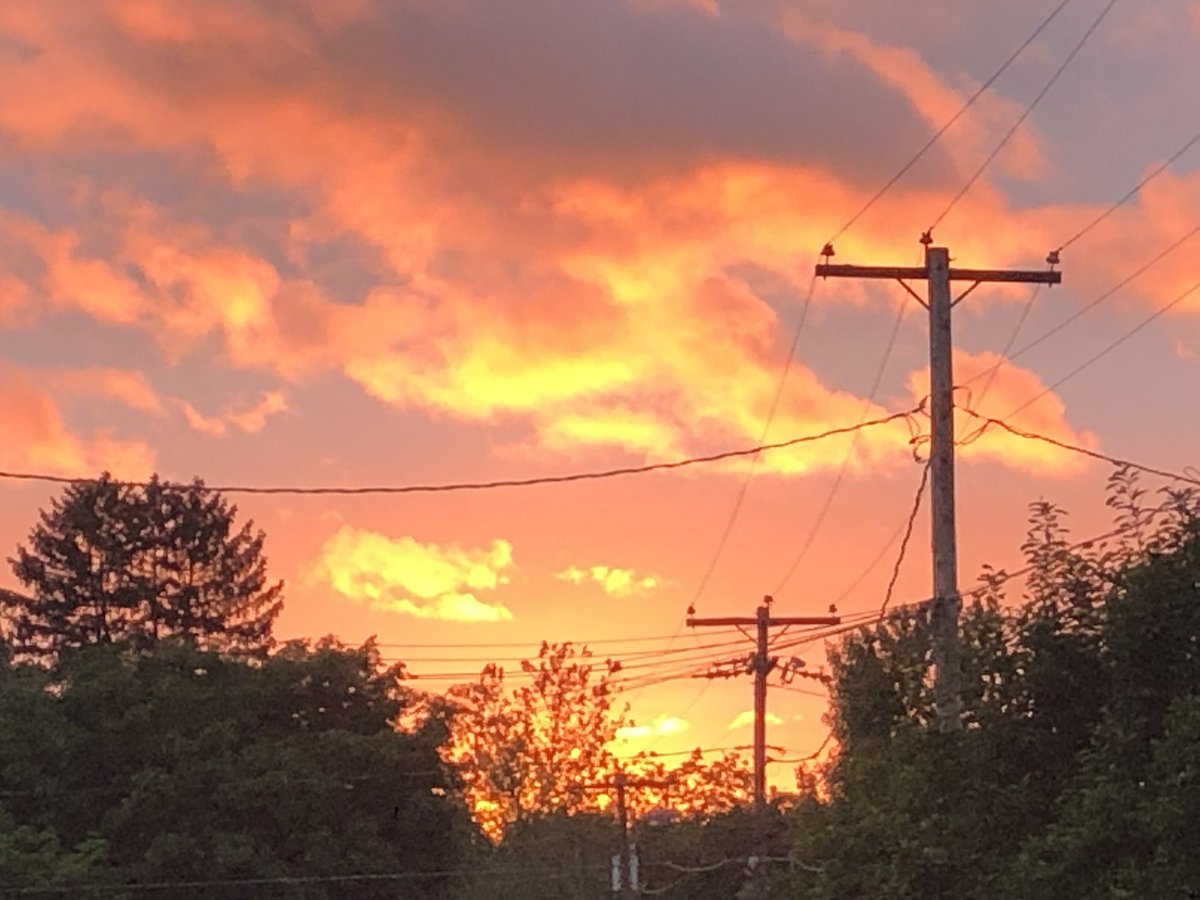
top-left (785, 474), bottom-right (1200, 900)
top-left (0, 638), bottom-right (469, 898)
top-left (3, 474), bottom-right (282, 662)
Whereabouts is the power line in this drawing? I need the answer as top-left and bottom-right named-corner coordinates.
top-left (995, 225), bottom-right (1199, 367)
top-left (969, 280), bottom-right (1047, 410)
top-left (638, 275), bottom-right (821, 715)
top-left (958, 409), bottom-right (1200, 487)
top-left (403, 642), bottom-right (754, 684)
top-left (973, 125), bottom-right (1200, 407)
top-left (1056, 127), bottom-right (1200, 254)
top-left (688, 273), bottom-right (821, 611)
top-left (996, 278), bottom-right (1200, 422)
top-left (957, 224), bottom-right (1198, 422)
top-left (774, 285), bottom-right (913, 595)
top-left (380, 633), bottom-right (754, 666)
top-left (374, 629), bottom-right (740, 649)
top-left (616, 744), bottom-right (757, 761)
top-left (880, 462), bottom-right (931, 618)
top-left (831, 518), bottom-right (906, 606)
top-left (827, 0), bottom-right (1077, 244)
top-left (0, 409), bottom-right (919, 496)
top-left (927, 0), bottom-right (1120, 232)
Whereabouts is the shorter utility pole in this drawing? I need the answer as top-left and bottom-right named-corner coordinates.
top-left (687, 597), bottom-right (840, 808)
top-left (580, 770), bottom-right (671, 898)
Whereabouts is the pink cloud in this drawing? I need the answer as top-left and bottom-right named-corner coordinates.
top-left (0, 364), bottom-right (155, 478)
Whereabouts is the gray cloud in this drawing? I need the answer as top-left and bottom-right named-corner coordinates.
top-left (321, 0), bottom-right (952, 184)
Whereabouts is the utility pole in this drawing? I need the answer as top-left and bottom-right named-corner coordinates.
top-left (687, 597), bottom-right (840, 808)
top-left (815, 236), bottom-right (1061, 731)
top-left (581, 770), bottom-right (670, 898)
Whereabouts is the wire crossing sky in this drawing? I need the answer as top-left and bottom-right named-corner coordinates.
top-left (0, 0), bottom-right (1197, 774)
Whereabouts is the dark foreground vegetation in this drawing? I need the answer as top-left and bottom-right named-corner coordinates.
top-left (0, 470), bottom-right (1197, 898)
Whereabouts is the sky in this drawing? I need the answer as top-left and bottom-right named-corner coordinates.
top-left (1, 0), bottom-right (1198, 782)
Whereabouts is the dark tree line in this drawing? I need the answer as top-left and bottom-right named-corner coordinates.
top-left (784, 472), bottom-right (1200, 900)
top-left (2, 470), bottom-right (1198, 898)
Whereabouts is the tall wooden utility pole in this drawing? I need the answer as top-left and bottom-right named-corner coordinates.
top-left (815, 236), bottom-right (1061, 731)
top-left (688, 597), bottom-right (840, 807)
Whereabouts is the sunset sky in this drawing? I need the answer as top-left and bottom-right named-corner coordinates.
top-left (1, 0), bottom-right (1198, 780)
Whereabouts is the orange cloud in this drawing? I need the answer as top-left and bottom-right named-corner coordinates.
top-left (0, 0), bottom-right (1193, 481)
top-left (179, 390), bottom-right (290, 436)
top-left (779, 14), bottom-right (1045, 184)
top-left (306, 527), bottom-right (515, 623)
top-left (615, 714), bottom-right (691, 742)
top-left (0, 365), bottom-right (155, 478)
top-left (49, 368), bottom-right (163, 413)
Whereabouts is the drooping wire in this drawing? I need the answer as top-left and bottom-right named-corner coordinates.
top-left (774, 284), bottom-right (913, 595)
top-left (636, 275), bottom-right (822, 713)
top-left (926, 0), bottom-right (1121, 233)
top-left (995, 279), bottom-right (1200, 423)
top-left (880, 462), bottom-right (931, 618)
top-left (957, 223), bottom-right (1199, 426)
top-left (958, 408), bottom-right (1200, 487)
top-left (1055, 127), bottom-right (1200, 254)
top-left (974, 125), bottom-right (1200, 406)
top-left (374, 629), bottom-right (741, 650)
top-left (969, 280), bottom-right (1047, 411)
top-left (689, 274), bottom-right (821, 608)
top-left (827, 0), bottom-right (1077, 245)
top-left (0, 407), bottom-right (916, 497)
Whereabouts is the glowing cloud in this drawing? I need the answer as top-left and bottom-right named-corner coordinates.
top-left (0, 365), bottom-right (155, 479)
top-left (49, 368), bottom-right (163, 413)
top-left (179, 390), bottom-right (290, 437)
top-left (556, 564), bottom-right (665, 597)
top-left (307, 527), bottom-right (514, 623)
top-left (615, 714), bottom-right (691, 742)
top-left (728, 711), bottom-right (783, 731)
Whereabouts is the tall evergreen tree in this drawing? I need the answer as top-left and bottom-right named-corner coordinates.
top-left (2, 474), bottom-right (282, 662)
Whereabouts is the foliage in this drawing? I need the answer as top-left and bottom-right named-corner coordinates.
top-left (785, 471), bottom-right (1200, 899)
top-left (445, 641), bottom-right (627, 839)
top-left (2, 474), bottom-right (282, 663)
top-left (444, 641), bottom-right (756, 841)
top-left (0, 639), bottom-right (469, 898)
top-left (623, 748), bottom-right (755, 820)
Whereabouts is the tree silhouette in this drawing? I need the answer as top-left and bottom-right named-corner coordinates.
top-left (2, 474), bottom-right (282, 662)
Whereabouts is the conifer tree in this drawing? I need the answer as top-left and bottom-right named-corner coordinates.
top-left (2, 474), bottom-right (282, 662)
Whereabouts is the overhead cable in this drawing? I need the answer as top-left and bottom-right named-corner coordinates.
top-left (959, 409), bottom-right (1200, 487)
top-left (0, 408), bottom-right (918, 496)
top-left (996, 279), bottom-right (1200, 422)
top-left (774, 285), bottom-right (913, 596)
top-left (927, 0), bottom-right (1121, 232)
top-left (828, 0), bottom-right (1077, 244)
top-left (1056, 127), bottom-right (1200, 254)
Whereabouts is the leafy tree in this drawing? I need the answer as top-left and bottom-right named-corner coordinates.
top-left (784, 472), bottom-right (1200, 900)
top-left (445, 642), bottom-right (628, 839)
top-left (445, 641), bottom-right (756, 842)
top-left (623, 749), bottom-right (754, 820)
top-left (0, 638), bottom-right (472, 898)
top-left (2, 474), bottom-right (282, 662)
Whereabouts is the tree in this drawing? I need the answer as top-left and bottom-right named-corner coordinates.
top-left (444, 642), bottom-right (756, 842)
top-left (2, 474), bottom-right (282, 662)
top-left (783, 472), bottom-right (1200, 900)
top-left (0, 638), bottom-right (473, 899)
top-left (445, 642), bottom-right (627, 840)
